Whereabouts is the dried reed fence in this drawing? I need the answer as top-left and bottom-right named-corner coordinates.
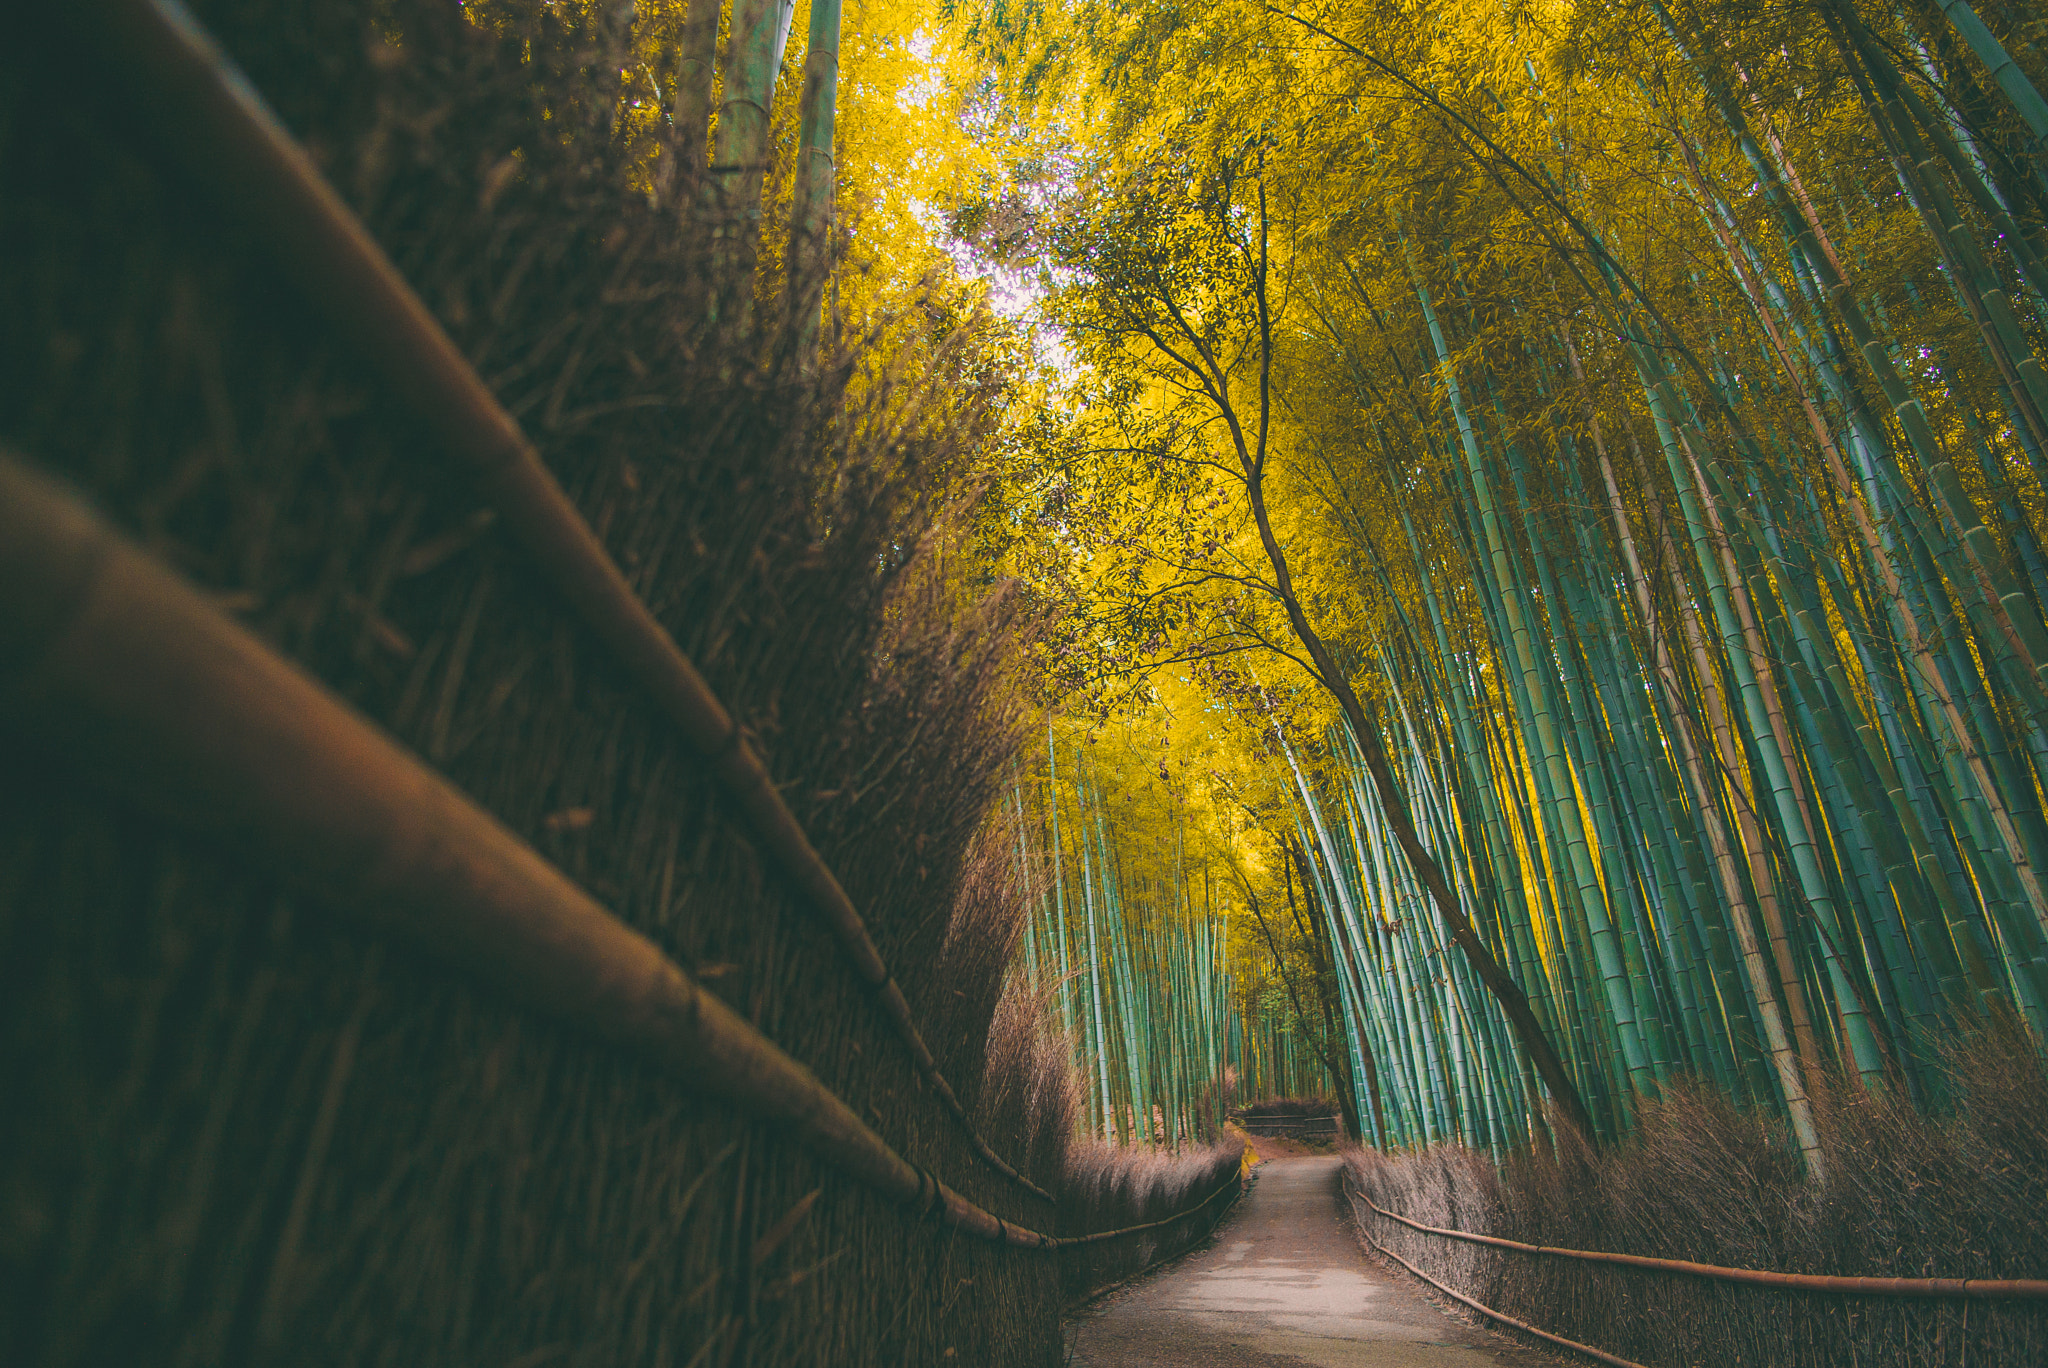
top-left (1343, 1045), bottom-right (2048, 1367)
top-left (0, 1), bottom-right (1236, 1363)
top-left (1052, 1142), bottom-right (1246, 1302)
top-left (0, 452), bottom-right (1243, 1253)
top-left (65, 0), bottom-right (1049, 1207)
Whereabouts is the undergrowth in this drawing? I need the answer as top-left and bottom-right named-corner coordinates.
top-left (1344, 1030), bottom-right (2048, 1366)
top-left (1054, 1140), bottom-right (1246, 1302)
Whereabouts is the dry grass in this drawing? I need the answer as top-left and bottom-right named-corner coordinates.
top-left (977, 966), bottom-right (1247, 1303)
top-left (1343, 1031), bottom-right (2048, 1366)
top-left (1054, 1140), bottom-right (1247, 1302)
top-left (978, 964), bottom-right (1086, 1188)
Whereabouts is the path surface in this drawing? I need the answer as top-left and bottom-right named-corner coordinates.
top-left (1066, 1156), bottom-right (1556, 1368)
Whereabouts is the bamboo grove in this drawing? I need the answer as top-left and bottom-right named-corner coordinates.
top-left (958, 0), bottom-right (2048, 1164)
top-left (1013, 728), bottom-right (1334, 1146)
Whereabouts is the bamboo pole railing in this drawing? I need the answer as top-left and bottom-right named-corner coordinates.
top-left (1343, 1184), bottom-right (1649, 1368)
top-left (1350, 1180), bottom-right (2048, 1301)
top-left (0, 452), bottom-right (1236, 1252)
top-left (53, 0), bottom-right (1050, 1203)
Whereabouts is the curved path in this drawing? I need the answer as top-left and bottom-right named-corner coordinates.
top-left (1066, 1156), bottom-right (1556, 1368)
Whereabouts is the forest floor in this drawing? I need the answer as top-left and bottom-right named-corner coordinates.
top-left (1064, 1156), bottom-right (1562, 1367)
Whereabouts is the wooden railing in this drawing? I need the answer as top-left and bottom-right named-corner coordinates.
top-left (1341, 1168), bottom-right (2048, 1368)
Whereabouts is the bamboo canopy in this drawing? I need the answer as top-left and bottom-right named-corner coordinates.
top-left (971, 0), bottom-right (2048, 1164)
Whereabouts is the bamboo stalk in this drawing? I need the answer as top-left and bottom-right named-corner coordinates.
top-left (669, 0), bottom-right (725, 184)
top-left (788, 0), bottom-right (843, 354)
top-left (1578, 354), bottom-right (1811, 1134)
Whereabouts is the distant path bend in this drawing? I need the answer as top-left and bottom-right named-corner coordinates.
top-left (1067, 1156), bottom-right (1557, 1368)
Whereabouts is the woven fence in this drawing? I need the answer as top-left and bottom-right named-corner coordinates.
top-left (0, 4), bottom-right (1236, 1364)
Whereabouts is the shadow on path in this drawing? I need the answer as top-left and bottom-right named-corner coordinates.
top-left (1066, 1156), bottom-right (1561, 1368)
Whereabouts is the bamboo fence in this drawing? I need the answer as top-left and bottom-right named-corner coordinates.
top-left (2, 0), bottom-right (1239, 1271)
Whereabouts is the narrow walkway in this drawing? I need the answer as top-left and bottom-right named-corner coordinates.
top-left (1067, 1156), bottom-right (1556, 1368)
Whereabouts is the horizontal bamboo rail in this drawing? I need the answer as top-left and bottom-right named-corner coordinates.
top-left (0, 453), bottom-right (1236, 1251)
top-left (1344, 1185), bottom-right (1648, 1368)
top-left (1064, 1170), bottom-right (1246, 1307)
top-left (59, 0), bottom-right (1049, 1203)
top-left (1054, 1164), bottom-right (1242, 1247)
top-left (1352, 1182), bottom-right (2048, 1301)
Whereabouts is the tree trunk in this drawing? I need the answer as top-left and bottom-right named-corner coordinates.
top-left (1241, 472), bottom-right (1597, 1142)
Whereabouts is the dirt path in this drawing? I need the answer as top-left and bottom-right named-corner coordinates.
top-left (1065, 1156), bottom-right (1558, 1368)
